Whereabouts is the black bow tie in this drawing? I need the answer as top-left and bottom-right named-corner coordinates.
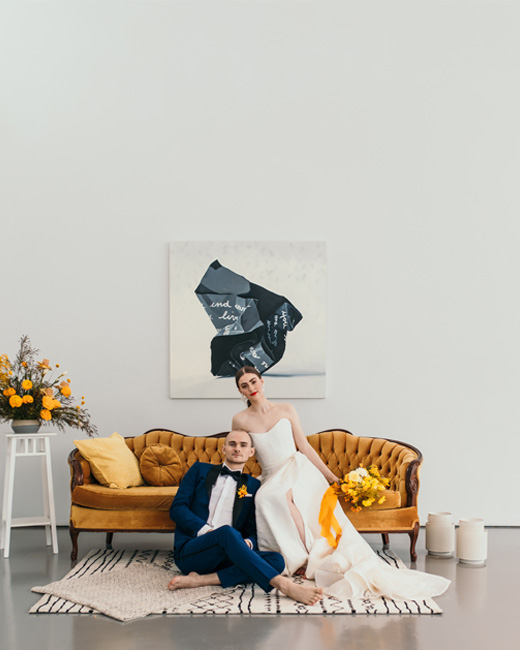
top-left (220, 466), bottom-right (242, 481)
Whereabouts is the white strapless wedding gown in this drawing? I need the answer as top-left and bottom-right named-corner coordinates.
top-left (249, 418), bottom-right (450, 600)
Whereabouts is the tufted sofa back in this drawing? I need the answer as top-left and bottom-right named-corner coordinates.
top-left (125, 429), bottom-right (262, 477)
top-left (123, 428), bottom-right (420, 506)
top-left (308, 429), bottom-right (420, 506)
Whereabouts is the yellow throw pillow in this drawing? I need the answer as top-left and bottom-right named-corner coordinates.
top-left (140, 444), bottom-right (183, 486)
top-left (74, 432), bottom-right (145, 489)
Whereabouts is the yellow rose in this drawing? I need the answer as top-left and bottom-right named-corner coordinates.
top-left (52, 399), bottom-right (61, 409)
top-left (42, 395), bottom-right (55, 410)
top-left (378, 496), bottom-right (386, 504)
top-left (40, 409), bottom-right (52, 421)
top-left (60, 385), bottom-right (72, 397)
top-left (22, 395), bottom-right (34, 404)
top-left (22, 379), bottom-right (33, 390)
top-left (9, 395), bottom-right (23, 408)
top-left (3, 387), bottom-right (16, 397)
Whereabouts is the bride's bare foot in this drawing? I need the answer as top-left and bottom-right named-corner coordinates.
top-left (294, 564), bottom-right (307, 577)
top-left (271, 575), bottom-right (324, 606)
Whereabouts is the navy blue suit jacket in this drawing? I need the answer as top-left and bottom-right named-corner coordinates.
top-left (170, 462), bottom-right (261, 558)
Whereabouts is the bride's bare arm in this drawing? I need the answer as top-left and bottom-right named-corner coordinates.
top-left (287, 405), bottom-right (338, 484)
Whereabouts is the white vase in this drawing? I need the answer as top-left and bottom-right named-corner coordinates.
top-left (11, 419), bottom-right (41, 434)
top-left (425, 512), bottom-right (455, 557)
top-left (456, 518), bottom-right (487, 565)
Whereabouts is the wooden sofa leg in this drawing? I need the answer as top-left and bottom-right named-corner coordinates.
top-left (381, 533), bottom-right (390, 549)
top-left (409, 522), bottom-right (419, 562)
top-left (70, 525), bottom-right (79, 561)
top-left (106, 532), bottom-right (114, 550)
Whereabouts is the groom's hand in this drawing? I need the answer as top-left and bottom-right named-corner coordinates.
top-left (244, 538), bottom-right (253, 550)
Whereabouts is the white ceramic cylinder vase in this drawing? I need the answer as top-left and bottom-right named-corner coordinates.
top-left (456, 518), bottom-right (487, 565)
top-left (425, 512), bottom-right (455, 557)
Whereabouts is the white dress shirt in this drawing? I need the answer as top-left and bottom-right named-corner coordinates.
top-left (197, 464), bottom-right (237, 536)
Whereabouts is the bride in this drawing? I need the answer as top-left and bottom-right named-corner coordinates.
top-left (232, 366), bottom-right (450, 600)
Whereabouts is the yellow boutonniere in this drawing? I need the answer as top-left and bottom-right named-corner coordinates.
top-left (237, 485), bottom-right (249, 499)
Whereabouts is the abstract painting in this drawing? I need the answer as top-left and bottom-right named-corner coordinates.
top-left (170, 241), bottom-right (326, 398)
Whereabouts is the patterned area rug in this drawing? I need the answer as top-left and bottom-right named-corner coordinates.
top-left (30, 548), bottom-right (442, 621)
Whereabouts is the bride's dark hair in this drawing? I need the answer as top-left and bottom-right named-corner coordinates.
top-left (235, 366), bottom-right (262, 407)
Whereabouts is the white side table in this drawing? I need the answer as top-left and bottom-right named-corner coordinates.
top-left (1, 431), bottom-right (59, 558)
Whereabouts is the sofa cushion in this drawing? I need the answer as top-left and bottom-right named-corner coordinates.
top-left (74, 432), bottom-right (145, 489)
top-left (72, 483), bottom-right (177, 510)
top-left (140, 444), bottom-right (183, 486)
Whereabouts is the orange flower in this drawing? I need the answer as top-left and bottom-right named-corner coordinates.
top-left (22, 395), bottom-right (34, 404)
top-left (40, 409), bottom-right (52, 421)
top-left (60, 385), bottom-right (72, 397)
top-left (38, 359), bottom-right (52, 370)
top-left (43, 387), bottom-right (54, 397)
top-left (52, 399), bottom-right (61, 409)
top-left (9, 395), bottom-right (23, 408)
top-left (3, 387), bottom-right (16, 397)
top-left (42, 395), bottom-right (56, 410)
top-left (22, 379), bottom-right (33, 390)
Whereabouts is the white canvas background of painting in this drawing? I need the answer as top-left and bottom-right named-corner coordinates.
top-left (170, 241), bottom-right (326, 398)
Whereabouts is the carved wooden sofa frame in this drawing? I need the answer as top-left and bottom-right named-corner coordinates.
top-left (68, 427), bottom-right (422, 562)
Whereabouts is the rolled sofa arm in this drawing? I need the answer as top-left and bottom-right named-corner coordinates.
top-left (68, 449), bottom-right (96, 492)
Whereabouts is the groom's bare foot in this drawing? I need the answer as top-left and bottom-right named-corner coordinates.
top-left (270, 575), bottom-right (324, 606)
top-left (168, 571), bottom-right (220, 591)
top-left (168, 572), bottom-right (201, 590)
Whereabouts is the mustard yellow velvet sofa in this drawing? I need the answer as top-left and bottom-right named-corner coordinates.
top-left (68, 428), bottom-right (423, 562)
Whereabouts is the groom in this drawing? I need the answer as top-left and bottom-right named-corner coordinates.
top-left (168, 429), bottom-right (323, 605)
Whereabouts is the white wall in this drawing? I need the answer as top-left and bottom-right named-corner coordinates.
top-left (1, 2), bottom-right (519, 531)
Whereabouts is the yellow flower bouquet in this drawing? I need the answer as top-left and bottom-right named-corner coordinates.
top-left (0, 335), bottom-right (97, 436)
top-left (318, 465), bottom-right (390, 548)
top-left (337, 465), bottom-right (390, 512)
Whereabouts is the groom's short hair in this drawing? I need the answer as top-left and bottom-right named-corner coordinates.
top-left (225, 429), bottom-right (253, 446)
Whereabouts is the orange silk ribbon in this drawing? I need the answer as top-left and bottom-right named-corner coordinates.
top-left (318, 486), bottom-right (342, 549)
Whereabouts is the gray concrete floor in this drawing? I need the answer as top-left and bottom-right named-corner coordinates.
top-left (0, 527), bottom-right (517, 650)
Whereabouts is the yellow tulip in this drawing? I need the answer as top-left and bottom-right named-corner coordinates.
top-left (60, 385), bottom-right (72, 397)
top-left (9, 395), bottom-right (23, 408)
top-left (3, 387), bottom-right (16, 397)
top-left (52, 399), bottom-right (61, 409)
top-left (22, 395), bottom-right (34, 404)
top-left (22, 379), bottom-right (33, 390)
top-left (40, 409), bottom-right (52, 421)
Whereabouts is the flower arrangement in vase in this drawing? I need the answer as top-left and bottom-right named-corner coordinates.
top-left (0, 335), bottom-right (97, 436)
